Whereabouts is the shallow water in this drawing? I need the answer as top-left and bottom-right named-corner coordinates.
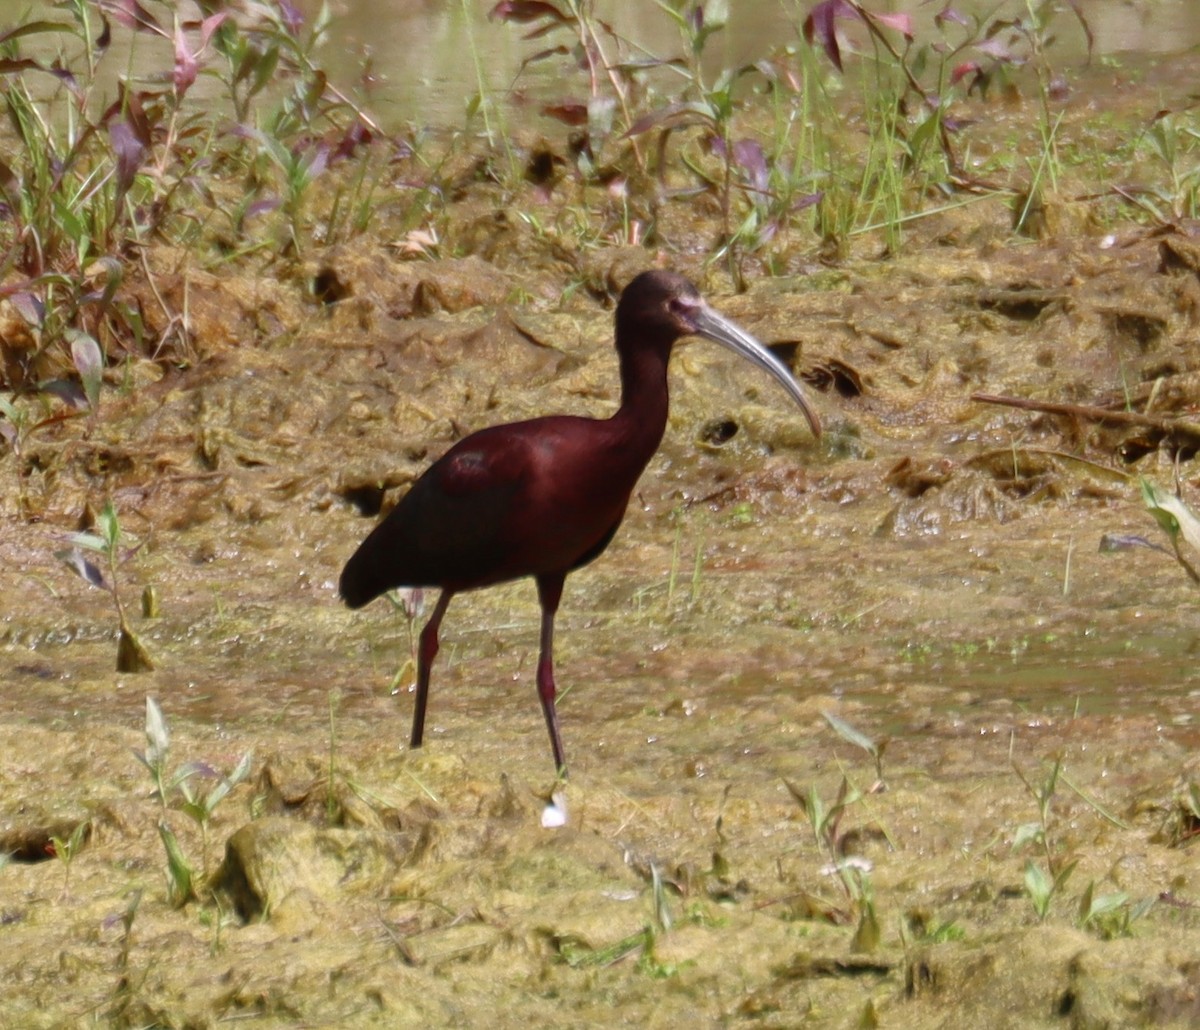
top-left (303, 0), bottom-right (1200, 127)
top-left (20, 0), bottom-right (1200, 127)
top-left (5, 5), bottom-right (1200, 1026)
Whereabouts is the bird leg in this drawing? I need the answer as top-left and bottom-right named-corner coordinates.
top-left (411, 590), bottom-right (453, 750)
top-left (536, 574), bottom-right (568, 778)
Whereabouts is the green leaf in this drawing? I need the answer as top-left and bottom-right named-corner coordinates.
top-left (158, 822), bottom-right (194, 908)
top-left (84, 256), bottom-right (123, 311)
top-left (651, 863), bottom-right (673, 932)
top-left (228, 751), bottom-right (254, 787)
top-left (1086, 891), bottom-right (1128, 921)
top-left (97, 501), bottom-right (120, 552)
top-left (57, 547), bottom-right (105, 587)
top-left (1053, 858), bottom-right (1079, 894)
top-left (1137, 477), bottom-right (1200, 581)
top-left (180, 799), bottom-right (207, 823)
top-left (145, 697), bottom-right (170, 764)
top-left (66, 328), bottom-right (103, 410)
top-left (50, 820), bottom-right (88, 862)
top-left (822, 711), bottom-right (878, 758)
top-left (1012, 822), bottom-right (1043, 851)
top-left (0, 21), bottom-right (80, 47)
top-left (67, 531), bottom-right (107, 552)
top-left (118, 622), bottom-right (155, 673)
top-left (1187, 782), bottom-right (1200, 819)
top-left (851, 899), bottom-right (880, 953)
top-left (1077, 879), bottom-right (1094, 924)
top-left (1024, 860), bottom-right (1052, 916)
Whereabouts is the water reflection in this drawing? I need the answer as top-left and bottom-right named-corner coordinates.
top-left (15, 1), bottom-right (1200, 128)
top-left (295, 0), bottom-right (1200, 127)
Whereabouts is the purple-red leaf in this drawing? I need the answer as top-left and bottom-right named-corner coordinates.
top-left (67, 328), bottom-right (103, 410)
top-left (803, 0), bottom-right (858, 72)
top-left (40, 379), bottom-right (89, 409)
top-left (624, 102), bottom-right (715, 138)
top-left (976, 35), bottom-right (1015, 62)
top-left (872, 11), bottom-right (913, 39)
top-left (11, 292), bottom-right (45, 328)
top-left (1062, 0), bottom-right (1094, 60)
top-left (935, 6), bottom-right (970, 29)
top-left (245, 198), bottom-right (282, 219)
top-left (489, 1), bottom-right (568, 25)
top-left (47, 62), bottom-right (82, 98)
top-left (277, 0), bottom-right (304, 36)
top-left (173, 13), bottom-right (227, 96)
top-left (332, 121), bottom-right (372, 162)
top-left (0, 57), bottom-right (44, 76)
top-left (0, 21), bottom-right (78, 47)
top-left (516, 44), bottom-right (572, 76)
top-left (732, 138), bottom-right (769, 194)
top-left (174, 30), bottom-right (197, 95)
top-left (109, 120), bottom-right (148, 198)
top-left (303, 144), bottom-right (329, 182)
top-left (58, 548), bottom-right (106, 588)
top-left (100, 0), bottom-right (163, 35)
top-left (950, 60), bottom-right (981, 85)
top-left (541, 102), bottom-right (589, 127)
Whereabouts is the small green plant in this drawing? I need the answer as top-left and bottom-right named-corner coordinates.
top-left (178, 751), bottom-right (253, 878)
top-left (48, 819), bottom-right (89, 899)
top-left (133, 697), bottom-right (251, 905)
top-left (822, 710), bottom-right (887, 787)
top-left (543, 858), bottom-right (688, 974)
top-left (664, 508), bottom-right (706, 613)
top-left (650, 861), bottom-right (673, 934)
top-left (0, 4), bottom-right (379, 396)
top-left (1075, 880), bottom-right (1150, 939)
top-left (1136, 111), bottom-right (1200, 221)
top-left (628, 862), bottom-right (687, 976)
top-left (57, 500), bottom-right (154, 672)
top-left (386, 588), bottom-right (425, 694)
top-left (159, 821), bottom-right (195, 909)
top-left (909, 918), bottom-right (965, 944)
top-left (1021, 856), bottom-right (1074, 921)
top-left (786, 776), bottom-right (878, 950)
top-left (327, 688), bottom-right (341, 823)
top-left (1153, 780), bottom-right (1200, 849)
top-left (1139, 478), bottom-right (1200, 585)
top-left (115, 888), bottom-right (143, 972)
top-left (135, 696), bottom-right (176, 809)
top-left (102, 888), bottom-right (147, 1023)
top-left (1011, 754), bottom-right (1078, 921)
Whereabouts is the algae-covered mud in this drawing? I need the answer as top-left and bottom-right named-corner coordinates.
top-left (4, 3), bottom-right (1200, 1028)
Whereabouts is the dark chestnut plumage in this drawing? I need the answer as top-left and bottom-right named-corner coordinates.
top-left (340, 270), bottom-right (821, 776)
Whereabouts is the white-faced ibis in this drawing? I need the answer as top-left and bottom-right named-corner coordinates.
top-left (340, 270), bottom-right (821, 777)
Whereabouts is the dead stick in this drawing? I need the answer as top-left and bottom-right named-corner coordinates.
top-left (971, 392), bottom-right (1200, 438)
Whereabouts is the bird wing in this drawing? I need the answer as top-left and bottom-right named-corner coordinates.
top-left (340, 424), bottom-right (542, 604)
top-left (340, 416), bottom-right (637, 606)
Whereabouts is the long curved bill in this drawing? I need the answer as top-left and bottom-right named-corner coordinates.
top-left (691, 303), bottom-right (823, 440)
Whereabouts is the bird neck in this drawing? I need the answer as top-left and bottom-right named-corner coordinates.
top-left (612, 338), bottom-right (672, 458)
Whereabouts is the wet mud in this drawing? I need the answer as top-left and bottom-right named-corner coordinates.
top-left (4, 84), bottom-right (1200, 1030)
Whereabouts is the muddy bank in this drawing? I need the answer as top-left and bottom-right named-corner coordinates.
top-left (5, 51), bottom-right (1200, 1028)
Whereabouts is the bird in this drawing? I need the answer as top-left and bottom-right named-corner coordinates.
top-left (340, 269), bottom-right (822, 778)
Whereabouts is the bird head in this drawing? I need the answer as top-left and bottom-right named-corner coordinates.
top-left (616, 270), bottom-right (822, 439)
